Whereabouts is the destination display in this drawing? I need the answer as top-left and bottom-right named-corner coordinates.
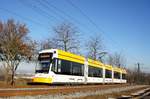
top-left (38, 53), bottom-right (53, 61)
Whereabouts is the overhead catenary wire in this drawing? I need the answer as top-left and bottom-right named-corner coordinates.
top-left (18, 0), bottom-right (90, 36)
top-left (18, 0), bottom-right (61, 23)
top-left (36, 0), bottom-right (68, 21)
top-left (0, 7), bottom-right (47, 28)
top-left (66, 0), bottom-right (123, 49)
top-left (42, 0), bottom-right (83, 24)
top-left (41, 0), bottom-right (97, 35)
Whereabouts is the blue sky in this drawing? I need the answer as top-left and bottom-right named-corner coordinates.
top-left (0, 0), bottom-right (150, 72)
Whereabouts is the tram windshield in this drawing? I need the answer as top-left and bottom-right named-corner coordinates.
top-left (35, 53), bottom-right (53, 73)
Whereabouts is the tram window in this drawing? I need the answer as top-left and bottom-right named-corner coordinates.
top-left (36, 62), bottom-right (50, 73)
top-left (114, 72), bottom-right (120, 79)
top-left (105, 69), bottom-right (112, 78)
top-left (122, 74), bottom-right (126, 79)
top-left (72, 62), bottom-right (83, 76)
top-left (57, 60), bottom-right (61, 72)
top-left (52, 59), bottom-right (84, 76)
top-left (51, 58), bottom-right (58, 73)
top-left (61, 60), bottom-right (72, 75)
top-left (88, 66), bottom-right (103, 77)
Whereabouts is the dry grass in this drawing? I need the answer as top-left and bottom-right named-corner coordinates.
top-left (0, 78), bottom-right (31, 88)
top-left (15, 78), bottom-right (32, 86)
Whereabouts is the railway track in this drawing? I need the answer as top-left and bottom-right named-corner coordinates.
top-left (0, 84), bottom-right (149, 98)
top-left (0, 84), bottom-right (130, 97)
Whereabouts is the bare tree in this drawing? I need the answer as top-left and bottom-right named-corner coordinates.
top-left (126, 67), bottom-right (150, 85)
top-left (86, 34), bottom-right (104, 60)
top-left (107, 55), bottom-right (114, 66)
top-left (113, 52), bottom-right (126, 67)
top-left (107, 52), bottom-right (126, 67)
top-left (40, 39), bottom-right (53, 50)
top-left (52, 22), bottom-right (80, 53)
top-left (0, 19), bottom-right (35, 85)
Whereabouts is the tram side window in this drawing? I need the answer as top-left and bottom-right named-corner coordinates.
top-left (72, 62), bottom-right (83, 76)
top-left (114, 72), bottom-right (120, 79)
top-left (88, 66), bottom-right (103, 77)
top-left (51, 58), bottom-right (57, 73)
top-left (105, 69), bottom-right (112, 78)
top-left (122, 73), bottom-right (126, 79)
top-left (61, 60), bottom-right (72, 75)
top-left (52, 59), bottom-right (84, 76)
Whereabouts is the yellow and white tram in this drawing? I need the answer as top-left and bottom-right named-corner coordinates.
top-left (33, 49), bottom-right (127, 84)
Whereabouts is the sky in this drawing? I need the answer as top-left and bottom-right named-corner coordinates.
top-left (0, 0), bottom-right (150, 73)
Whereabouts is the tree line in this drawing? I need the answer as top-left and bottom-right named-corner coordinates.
top-left (0, 19), bottom-right (149, 85)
